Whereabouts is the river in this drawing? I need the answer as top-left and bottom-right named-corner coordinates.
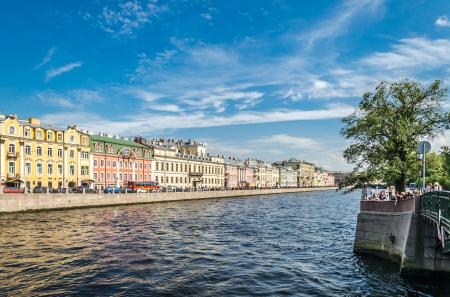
top-left (0, 190), bottom-right (449, 296)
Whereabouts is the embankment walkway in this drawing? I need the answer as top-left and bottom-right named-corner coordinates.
top-left (0, 187), bottom-right (336, 214)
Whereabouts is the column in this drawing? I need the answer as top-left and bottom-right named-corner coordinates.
top-left (89, 153), bottom-right (94, 180)
top-left (19, 141), bottom-right (24, 183)
top-left (116, 157), bottom-right (119, 187)
top-left (77, 148), bottom-right (81, 185)
top-left (0, 139), bottom-right (4, 193)
top-left (0, 139), bottom-right (5, 182)
top-left (64, 148), bottom-right (68, 187)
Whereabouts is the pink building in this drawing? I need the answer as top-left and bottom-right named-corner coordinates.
top-left (91, 134), bottom-right (153, 190)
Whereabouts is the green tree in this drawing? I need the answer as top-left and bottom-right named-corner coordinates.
top-left (341, 79), bottom-right (450, 192)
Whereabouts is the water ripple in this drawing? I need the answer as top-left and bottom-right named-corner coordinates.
top-left (0, 191), bottom-right (448, 296)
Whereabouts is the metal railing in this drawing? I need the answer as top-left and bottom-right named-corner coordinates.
top-left (421, 191), bottom-right (450, 253)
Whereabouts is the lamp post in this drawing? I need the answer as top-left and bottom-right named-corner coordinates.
top-left (417, 141), bottom-right (431, 192)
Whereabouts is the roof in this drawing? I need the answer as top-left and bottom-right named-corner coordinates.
top-left (90, 134), bottom-right (149, 149)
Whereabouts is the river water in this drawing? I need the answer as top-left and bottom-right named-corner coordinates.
top-left (0, 191), bottom-right (449, 296)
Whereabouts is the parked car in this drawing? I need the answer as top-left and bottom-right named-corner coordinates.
top-left (57, 187), bottom-right (73, 193)
top-left (121, 187), bottom-right (136, 193)
top-left (33, 187), bottom-right (48, 193)
top-left (3, 187), bottom-right (25, 193)
top-left (104, 186), bottom-right (121, 194)
top-left (75, 187), bottom-right (96, 193)
top-left (136, 188), bottom-right (148, 193)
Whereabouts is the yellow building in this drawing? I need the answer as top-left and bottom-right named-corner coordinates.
top-left (0, 114), bottom-right (91, 191)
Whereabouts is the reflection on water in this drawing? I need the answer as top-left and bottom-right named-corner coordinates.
top-left (0, 191), bottom-right (449, 296)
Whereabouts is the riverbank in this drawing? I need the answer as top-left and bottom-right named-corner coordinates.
top-left (0, 187), bottom-right (336, 214)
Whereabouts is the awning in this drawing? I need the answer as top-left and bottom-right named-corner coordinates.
top-left (6, 179), bottom-right (24, 183)
top-left (81, 179), bottom-right (95, 183)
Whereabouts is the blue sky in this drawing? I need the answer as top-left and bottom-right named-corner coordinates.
top-left (1, 0), bottom-right (450, 170)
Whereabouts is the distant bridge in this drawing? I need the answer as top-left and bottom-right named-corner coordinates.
top-left (421, 191), bottom-right (450, 254)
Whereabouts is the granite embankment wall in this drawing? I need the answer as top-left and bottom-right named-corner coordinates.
top-left (0, 187), bottom-right (335, 214)
top-left (354, 198), bottom-right (450, 277)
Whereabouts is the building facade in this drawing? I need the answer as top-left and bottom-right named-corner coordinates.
top-left (275, 165), bottom-right (298, 188)
top-left (91, 134), bottom-right (153, 190)
top-left (137, 138), bottom-right (225, 189)
top-left (0, 114), bottom-right (91, 190)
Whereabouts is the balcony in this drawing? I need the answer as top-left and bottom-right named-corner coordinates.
top-left (7, 173), bottom-right (19, 180)
top-left (189, 171), bottom-right (203, 177)
top-left (7, 152), bottom-right (18, 158)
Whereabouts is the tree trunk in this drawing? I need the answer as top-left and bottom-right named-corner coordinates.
top-left (395, 174), bottom-right (406, 193)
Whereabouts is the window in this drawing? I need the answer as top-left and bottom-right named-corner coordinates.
top-left (94, 173), bottom-right (98, 182)
top-left (156, 176), bottom-right (158, 182)
top-left (124, 174), bottom-right (127, 181)
top-left (58, 164), bottom-right (63, 176)
top-left (170, 177), bottom-right (174, 183)
top-left (113, 161), bottom-right (117, 168)
top-left (8, 143), bottom-right (15, 153)
top-left (144, 174), bottom-right (147, 180)
top-left (58, 148), bottom-right (63, 158)
top-left (25, 163), bottom-right (31, 175)
top-left (48, 147), bottom-right (53, 157)
top-left (100, 160), bottom-right (104, 167)
top-left (57, 133), bottom-right (63, 142)
top-left (8, 161), bottom-right (15, 175)
top-left (124, 161), bottom-right (128, 169)
top-left (36, 130), bottom-right (42, 139)
top-left (24, 128), bottom-right (30, 137)
top-left (100, 173), bottom-right (104, 181)
top-left (134, 174), bottom-right (137, 181)
top-left (135, 162), bottom-right (138, 169)
top-left (8, 126), bottom-right (15, 135)
top-left (81, 166), bottom-right (89, 176)
top-left (70, 150), bottom-right (74, 159)
top-left (94, 159), bottom-right (98, 167)
top-left (82, 152), bottom-right (89, 159)
top-left (36, 163), bottom-right (43, 175)
top-left (140, 174), bottom-right (143, 180)
top-left (48, 164), bottom-right (53, 175)
top-left (47, 131), bottom-right (52, 140)
top-left (144, 163), bottom-right (147, 169)
top-left (156, 162), bottom-right (159, 170)
top-left (25, 145), bottom-right (31, 155)
top-left (171, 163), bottom-right (174, 171)
top-left (140, 163), bottom-right (143, 169)
top-left (70, 165), bottom-right (75, 176)
top-left (107, 173), bottom-right (110, 181)
top-left (37, 146), bottom-right (42, 156)
top-left (113, 173), bottom-right (117, 181)
top-left (107, 160), bottom-right (110, 167)
top-left (119, 161), bottom-right (122, 168)
top-left (70, 135), bottom-right (75, 143)
top-left (119, 173), bottom-right (122, 181)
top-left (176, 164), bottom-right (179, 172)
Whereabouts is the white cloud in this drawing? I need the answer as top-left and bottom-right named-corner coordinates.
top-left (304, 0), bottom-right (384, 47)
top-left (147, 104), bottom-right (183, 113)
top-left (251, 134), bottom-right (320, 150)
top-left (93, 0), bottom-right (165, 37)
top-left (41, 104), bottom-right (353, 135)
top-left (36, 89), bottom-right (103, 108)
top-left (200, 13), bottom-right (212, 21)
top-left (35, 46), bottom-right (55, 69)
top-left (130, 89), bottom-right (163, 102)
top-left (436, 16), bottom-right (450, 27)
top-left (45, 62), bottom-right (83, 81)
top-left (361, 38), bottom-right (450, 70)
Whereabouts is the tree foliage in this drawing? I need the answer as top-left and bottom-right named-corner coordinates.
top-left (341, 79), bottom-right (449, 192)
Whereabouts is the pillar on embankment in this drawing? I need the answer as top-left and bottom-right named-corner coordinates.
top-left (354, 196), bottom-right (450, 277)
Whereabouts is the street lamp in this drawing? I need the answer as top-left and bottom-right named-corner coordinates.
top-left (417, 140), bottom-right (431, 191)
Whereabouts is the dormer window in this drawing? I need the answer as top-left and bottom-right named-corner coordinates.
top-left (47, 131), bottom-right (52, 140)
top-left (36, 130), bottom-right (42, 139)
top-left (24, 128), bottom-right (30, 137)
